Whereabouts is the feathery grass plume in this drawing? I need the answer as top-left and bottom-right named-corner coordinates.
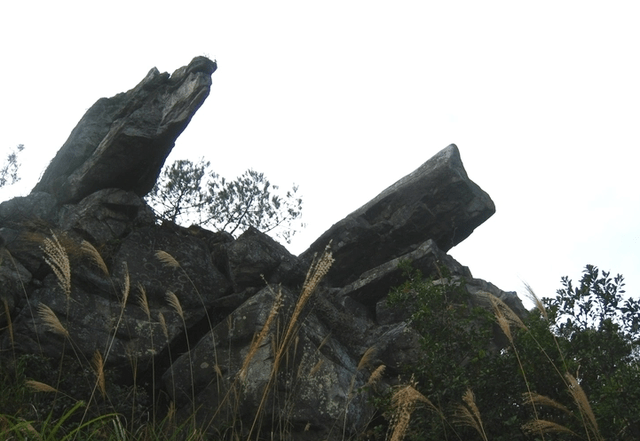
top-left (26, 380), bottom-right (58, 393)
top-left (523, 392), bottom-right (572, 415)
top-left (238, 288), bottom-right (283, 381)
top-left (566, 373), bottom-right (603, 441)
top-left (522, 420), bottom-right (577, 436)
top-left (166, 291), bottom-right (184, 320)
top-left (158, 312), bottom-right (169, 339)
top-left (453, 389), bottom-right (488, 441)
top-left (137, 284), bottom-right (150, 320)
top-left (388, 376), bottom-right (437, 441)
top-left (246, 243), bottom-right (334, 440)
top-left (42, 232), bottom-right (71, 301)
top-left (283, 242), bottom-right (334, 352)
top-left (317, 332), bottom-right (331, 353)
top-left (156, 250), bottom-right (180, 269)
top-left (2, 297), bottom-right (13, 346)
top-left (485, 291), bottom-right (545, 439)
top-left (81, 240), bottom-right (109, 276)
top-left (165, 289), bottom-right (196, 421)
top-left (485, 292), bottom-right (527, 341)
top-left (301, 241), bottom-right (335, 295)
top-left (120, 261), bottom-right (130, 306)
top-left (38, 303), bottom-right (69, 337)
top-left (366, 365), bottom-right (386, 387)
top-left (524, 282), bottom-right (548, 321)
top-left (358, 346), bottom-right (377, 371)
top-left (92, 350), bottom-right (106, 399)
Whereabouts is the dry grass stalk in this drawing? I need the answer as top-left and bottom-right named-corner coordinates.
top-left (81, 240), bottom-right (109, 276)
top-left (387, 377), bottom-right (436, 441)
top-left (120, 262), bottom-right (130, 306)
top-left (238, 289), bottom-right (283, 381)
top-left (366, 365), bottom-right (386, 387)
top-left (309, 359), bottom-right (324, 377)
top-left (247, 243), bottom-right (334, 440)
top-left (301, 242), bottom-right (334, 296)
top-left (357, 346), bottom-right (377, 371)
top-left (92, 350), bottom-right (106, 398)
top-left (137, 284), bottom-right (150, 320)
top-left (522, 419), bottom-right (577, 436)
top-left (317, 332), bottom-right (331, 353)
top-left (166, 291), bottom-right (184, 320)
top-left (566, 373), bottom-right (602, 441)
top-left (25, 380), bottom-right (58, 393)
top-left (158, 312), bottom-right (169, 339)
top-left (282, 243), bottom-right (334, 352)
top-left (523, 392), bottom-right (572, 415)
top-left (453, 389), bottom-right (488, 441)
top-left (42, 232), bottom-right (71, 301)
top-left (156, 250), bottom-right (181, 269)
top-left (524, 282), bottom-right (548, 321)
top-left (485, 293), bottom-right (527, 342)
top-left (38, 304), bottom-right (69, 337)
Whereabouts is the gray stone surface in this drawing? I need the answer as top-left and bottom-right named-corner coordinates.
top-left (300, 144), bottom-right (495, 286)
top-left (33, 57), bottom-right (216, 204)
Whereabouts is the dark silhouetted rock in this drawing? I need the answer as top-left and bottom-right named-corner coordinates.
top-left (338, 239), bottom-right (471, 309)
top-left (58, 189), bottom-right (155, 244)
top-left (32, 57), bottom-right (217, 204)
top-left (225, 227), bottom-right (306, 292)
top-left (0, 192), bottom-right (58, 223)
top-left (300, 144), bottom-right (495, 286)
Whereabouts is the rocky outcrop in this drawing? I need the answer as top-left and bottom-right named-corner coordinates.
top-left (0, 58), bottom-right (525, 441)
top-left (301, 144), bottom-right (495, 286)
top-left (32, 56), bottom-right (217, 204)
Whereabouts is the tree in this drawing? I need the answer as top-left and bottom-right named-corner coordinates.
top-left (380, 263), bottom-right (640, 441)
top-left (146, 159), bottom-right (304, 243)
top-left (0, 144), bottom-right (24, 188)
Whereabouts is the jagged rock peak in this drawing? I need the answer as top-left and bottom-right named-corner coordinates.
top-left (32, 57), bottom-right (217, 204)
top-left (301, 143), bottom-right (496, 286)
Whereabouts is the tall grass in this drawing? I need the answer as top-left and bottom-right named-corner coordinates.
top-left (0, 232), bottom-right (616, 441)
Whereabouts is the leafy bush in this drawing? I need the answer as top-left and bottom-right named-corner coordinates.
top-left (381, 263), bottom-right (640, 441)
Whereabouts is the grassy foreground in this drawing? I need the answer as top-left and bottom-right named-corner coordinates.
top-left (1, 233), bottom-right (638, 440)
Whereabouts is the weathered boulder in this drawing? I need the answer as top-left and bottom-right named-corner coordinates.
top-left (58, 189), bottom-right (156, 244)
top-left (224, 227), bottom-right (306, 292)
top-left (337, 238), bottom-right (471, 309)
top-left (166, 285), bottom-right (375, 440)
top-left (0, 191), bottom-right (58, 224)
top-left (301, 144), bottom-right (495, 286)
top-left (32, 56), bottom-right (217, 204)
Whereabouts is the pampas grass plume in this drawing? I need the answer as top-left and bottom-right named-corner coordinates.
top-left (42, 232), bottom-right (71, 301)
top-left (81, 240), bottom-right (109, 276)
top-left (38, 303), bottom-right (69, 338)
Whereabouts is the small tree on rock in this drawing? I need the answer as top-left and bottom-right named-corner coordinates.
top-left (146, 159), bottom-right (304, 243)
top-left (0, 144), bottom-right (24, 188)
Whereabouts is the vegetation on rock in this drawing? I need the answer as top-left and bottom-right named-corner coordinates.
top-left (377, 263), bottom-right (640, 441)
top-left (0, 144), bottom-right (24, 188)
top-left (146, 158), bottom-right (304, 243)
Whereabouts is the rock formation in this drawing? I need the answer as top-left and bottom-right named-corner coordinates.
top-left (0, 57), bottom-right (525, 441)
top-left (32, 56), bottom-right (216, 204)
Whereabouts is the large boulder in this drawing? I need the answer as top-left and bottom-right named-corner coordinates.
top-left (32, 56), bottom-right (217, 204)
top-left (300, 144), bottom-right (495, 286)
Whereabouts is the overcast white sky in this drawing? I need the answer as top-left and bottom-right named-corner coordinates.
top-left (1, 1), bottom-right (638, 307)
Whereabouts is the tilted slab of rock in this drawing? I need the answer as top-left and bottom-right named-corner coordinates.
top-left (301, 144), bottom-right (495, 286)
top-left (32, 57), bottom-right (217, 204)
